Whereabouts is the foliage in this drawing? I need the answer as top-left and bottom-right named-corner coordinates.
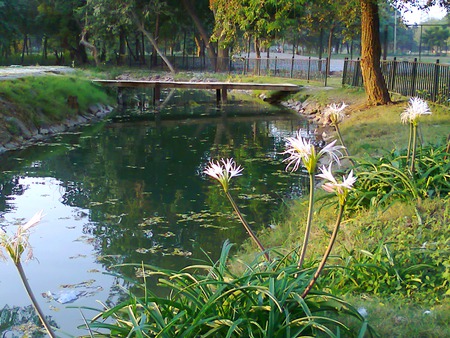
top-left (319, 197), bottom-right (450, 303)
top-left (82, 241), bottom-right (375, 337)
top-left (347, 143), bottom-right (450, 210)
top-left (0, 74), bottom-right (112, 124)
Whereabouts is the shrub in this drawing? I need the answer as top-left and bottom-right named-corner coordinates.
top-left (82, 241), bottom-right (375, 337)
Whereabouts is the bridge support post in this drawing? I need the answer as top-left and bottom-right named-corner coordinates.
top-left (221, 86), bottom-right (228, 103)
top-left (153, 85), bottom-right (161, 105)
top-left (216, 89), bottom-right (221, 105)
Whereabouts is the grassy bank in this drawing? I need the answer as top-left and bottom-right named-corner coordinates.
top-left (231, 83), bottom-right (449, 337)
top-left (83, 69), bottom-right (449, 336)
top-left (0, 70), bottom-right (113, 148)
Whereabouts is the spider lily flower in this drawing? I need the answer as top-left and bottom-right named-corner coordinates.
top-left (282, 131), bottom-right (344, 174)
top-left (400, 97), bottom-right (432, 125)
top-left (0, 211), bottom-right (44, 264)
top-left (204, 158), bottom-right (243, 192)
top-left (317, 164), bottom-right (356, 204)
top-left (324, 102), bottom-right (347, 125)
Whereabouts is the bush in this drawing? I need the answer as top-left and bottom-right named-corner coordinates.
top-left (82, 241), bottom-right (375, 337)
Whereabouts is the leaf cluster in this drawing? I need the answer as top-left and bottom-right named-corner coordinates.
top-left (82, 241), bottom-right (375, 337)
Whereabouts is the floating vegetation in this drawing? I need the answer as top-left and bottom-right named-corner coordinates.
top-left (199, 224), bottom-right (229, 230)
top-left (138, 216), bottom-right (168, 227)
top-left (237, 193), bottom-right (275, 202)
top-left (75, 235), bottom-right (95, 245)
top-left (159, 231), bottom-right (175, 238)
top-left (136, 245), bottom-right (163, 254)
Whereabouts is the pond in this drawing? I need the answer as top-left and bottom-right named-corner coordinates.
top-left (0, 89), bottom-right (313, 336)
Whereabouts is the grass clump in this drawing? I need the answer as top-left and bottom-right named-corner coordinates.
top-left (83, 241), bottom-right (375, 337)
top-left (0, 74), bottom-right (112, 125)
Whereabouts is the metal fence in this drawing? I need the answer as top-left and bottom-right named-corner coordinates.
top-left (342, 58), bottom-right (450, 105)
top-left (126, 55), bottom-right (328, 83)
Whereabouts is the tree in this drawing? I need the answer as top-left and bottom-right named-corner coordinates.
top-left (81, 0), bottom-right (175, 72)
top-left (360, 0), bottom-right (450, 105)
top-left (360, 0), bottom-right (391, 105)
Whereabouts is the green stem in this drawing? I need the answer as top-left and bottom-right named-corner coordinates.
top-left (16, 261), bottom-right (57, 338)
top-left (297, 172), bottom-right (315, 270)
top-left (406, 122), bottom-right (413, 167)
top-left (334, 124), bottom-right (354, 165)
top-left (410, 124), bottom-right (417, 173)
top-left (301, 203), bottom-right (345, 298)
top-left (225, 191), bottom-right (270, 262)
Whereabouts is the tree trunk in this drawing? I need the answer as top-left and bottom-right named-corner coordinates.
top-left (21, 33), bottom-right (27, 64)
top-left (118, 28), bottom-right (126, 65)
top-left (217, 43), bottom-right (229, 72)
top-left (80, 29), bottom-right (99, 66)
top-left (151, 13), bottom-right (160, 66)
top-left (360, 0), bottom-right (391, 105)
top-left (254, 36), bottom-right (261, 75)
top-left (182, 0), bottom-right (217, 70)
top-left (131, 11), bottom-right (175, 73)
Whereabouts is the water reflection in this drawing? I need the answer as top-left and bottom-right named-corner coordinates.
top-left (0, 93), bottom-right (313, 335)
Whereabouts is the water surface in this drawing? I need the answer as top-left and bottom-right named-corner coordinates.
top-left (0, 90), bottom-right (312, 336)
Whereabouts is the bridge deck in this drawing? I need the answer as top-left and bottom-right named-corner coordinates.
top-left (93, 79), bottom-right (301, 104)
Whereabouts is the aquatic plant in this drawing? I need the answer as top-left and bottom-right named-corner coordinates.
top-left (82, 241), bottom-right (374, 337)
top-left (204, 158), bottom-right (270, 261)
top-left (0, 211), bottom-right (57, 338)
top-left (400, 97), bottom-right (432, 173)
top-left (282, 132), bottom-right (344, 269)
top-left (323, 102), bottom-right (353, 164)
top-left (301, 164), bottom-right (356, 298)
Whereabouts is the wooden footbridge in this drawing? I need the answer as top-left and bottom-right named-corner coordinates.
top-left (93, 79), bottom-right (301, 105)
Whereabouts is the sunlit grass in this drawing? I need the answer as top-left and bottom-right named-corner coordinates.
top-left (0, 74), bottom-right (112, 125)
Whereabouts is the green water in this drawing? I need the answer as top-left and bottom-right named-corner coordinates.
top-left (0, 91), bottom-right (312, 335)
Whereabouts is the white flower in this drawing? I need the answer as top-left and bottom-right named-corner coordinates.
top-left (319, 140), bottom-right (345, 165)
top-left (204, 158), bottom-right (243, 192)
top-left (0, 210), bottom-right (43, 263)
top-left (317, 164), bottom-right (356, 202)
top-left (282, 132), bottom-right (314, 172)
top-left (400, 97), bottom-right (431, 125)
top-left (324, 102), bottom-right (347, 125)
top-left (282, 131), bottom-right (344, 174)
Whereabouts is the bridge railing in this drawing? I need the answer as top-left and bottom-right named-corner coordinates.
top-left (342, 58), bottom-right (450, 105)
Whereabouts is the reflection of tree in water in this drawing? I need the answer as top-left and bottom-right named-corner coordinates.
top-left (0, 106), bottom-right (312, 288)
top-left (0, 304), bottom-right (58, 337)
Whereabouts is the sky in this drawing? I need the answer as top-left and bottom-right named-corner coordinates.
top-left (401, 4), bottom-right (448, 25)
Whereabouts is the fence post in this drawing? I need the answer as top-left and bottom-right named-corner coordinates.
top-left (411, 58), bottom-right (418, 96)
top-left (290, 56), bottom-right (294, 78)
top-left (275, 56), bottom-right (278, 75)
top-left (432, 59), bottom-right (440, 102)
top-left (306, 57), bottom-right (311, 82)
top-left (389, 57), bottom-right (397, 91)
top-left (342, 57), bottom-right (348, 86)
top-left (352, 58), bottom-right (360, 87)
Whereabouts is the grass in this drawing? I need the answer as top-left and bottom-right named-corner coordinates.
top-left (0, 72), bottom-right (113, 127)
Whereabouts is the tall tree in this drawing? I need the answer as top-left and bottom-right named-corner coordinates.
top-left (360, 0), bottom-right (450, 105)
top-left (81, 0), bottom-right (175, 72)
top-left (360, 0), bottom-right (391, 105)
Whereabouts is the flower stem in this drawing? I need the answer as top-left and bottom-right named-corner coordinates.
top-left (225, 191), bottom-right (270, 262)
top-left (297, 172), bottom-right (315, 270)
top-left (410, 124), bottom-right (417, 173)
top-left (16, 261), bottom-right (57, 338)
top-left (406, 122), bottom-right (413, 167)
top-left (301, 203), bottom-right (345, 298)
top-left (334, 124), bottom-right (354, 166)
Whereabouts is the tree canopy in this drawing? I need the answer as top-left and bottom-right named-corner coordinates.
top-left (0, 0), bottom-right (448, 103)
